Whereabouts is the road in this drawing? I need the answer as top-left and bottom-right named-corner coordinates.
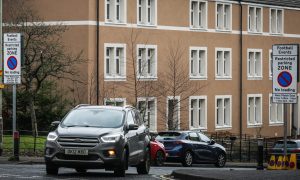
top-left (0, 163), bottom-right (255, 179)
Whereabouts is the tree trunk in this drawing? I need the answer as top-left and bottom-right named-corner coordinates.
top-left (168, 100), bottom-right (174, 130)
top-left (29, 96), bottom-right (38, 137)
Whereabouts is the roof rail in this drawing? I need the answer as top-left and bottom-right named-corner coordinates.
top-left (74, 104), bottom-right (90, 109)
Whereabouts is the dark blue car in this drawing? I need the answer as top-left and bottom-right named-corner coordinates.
top-left (156, 131), bottom-right (226, 167)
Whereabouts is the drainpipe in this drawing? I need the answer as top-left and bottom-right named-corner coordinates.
top-left (239, 0), bottom-right (243, 162)
top-left (96, 0), bottom-right (100, 105)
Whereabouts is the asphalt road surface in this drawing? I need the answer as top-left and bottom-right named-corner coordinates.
top-left (0, 163), bottom-right (255, 180)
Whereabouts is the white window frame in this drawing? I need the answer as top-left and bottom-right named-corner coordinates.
top-left (137, 97), bottom-right (157, 132)
top-left (189, 96), bottom-right (207, 130)
top-left (189, 47), bottom-right (207, 80)
top-left (190, 0), bottom-right (208, 30)
top-left (269, 49), bottom-right (273, 80)
top-left (105, 0), bottom-right (127, 24)
top-left (215, 48), bottom-right (232, 80)
top-left (248, 6), bottom-right (263, 33)
top-left (215, 95), bottom-right (232, 130)
top-left (137, 0), bottom-right (157, 26)
top-left (216, 2), bottom-right (232, 31)
top-left (247, 94), bottom-right (263, 127)
top-left (104, 98), bottom-right (126, 106)
top-left (166, 96), bottom-right (180, 130)
top-left (269, 8), bottom-right (284, 35)
top-left (269, 94), bottom-right (284, 126)
top-left (104, 43), bottom-right (126, 81)
top-left (136, 44), bottom-right (157, 80)
top-left (247, 49), bottom-right (263, 80)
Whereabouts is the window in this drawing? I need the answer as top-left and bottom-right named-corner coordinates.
top-left (104, 98), bottom-right (126, 106)
top-left (269, 94), bottom-right (283, 125)
top-left (189, 96), bottom-right (207, 130)
top-left (216, 3), bottom-right (231, 31)
top-left (167, 96), bottom-right (180, 130)
top-left (190, 0), bottom-right (207, 29)
top-left (270, 9), bottom-right (283, 34)
top-left (138, 0), bottom-right (156, 26)
top-left (127, 111), bottom-right (135, 125)
top-left (105, 0), bottom-right (126, 23)
top-left (215, 95), bottom-right (232, 129)
top-left (248, 6), bottom-right (262, 33)
top-left (215, 48), bottom-right (231, 79)
top-left (190, 47), bottom-right (207, 79)
top-left (247, 49), bottom-right (262, 79)
top-left (247, 94), bottom-right (262, 126)
top-left (137, 97), bottom-right (157, 131)
top-left (269, 49), bottom-right (273, 79)
top-left (188, 132), bottom-right (200, 142)
top-left (105, 44), bottom-right (126, 80)
top-left (137, 45), bottom-right (157, 79)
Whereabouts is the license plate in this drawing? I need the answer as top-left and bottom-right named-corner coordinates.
top-left (65, 149), bottom-right (88, 155)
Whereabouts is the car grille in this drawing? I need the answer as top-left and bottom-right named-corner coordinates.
top-left (56, 153), bottom-right (99, 161)
top-left (57, 137), bottom-right (99, 148)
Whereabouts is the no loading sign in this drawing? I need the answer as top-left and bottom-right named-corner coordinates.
top-left (277, 71), bottom-right (292, 88)
top-left (7, 56), bottom-right (18, 70)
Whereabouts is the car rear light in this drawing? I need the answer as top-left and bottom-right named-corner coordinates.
top-left (291, 149), bottom-right (300, 153)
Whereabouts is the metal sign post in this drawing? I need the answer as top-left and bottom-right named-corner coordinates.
top-left (272, 44), bottom-right (299, 156)
top-left (3, 33), bottom-right (22, 160)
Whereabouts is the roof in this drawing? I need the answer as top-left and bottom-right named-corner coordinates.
top-left (231, 0), bottom-right (300, 8)
top-left (74, 104), bottom-right (133, 111)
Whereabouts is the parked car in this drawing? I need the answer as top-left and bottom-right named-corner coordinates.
top-left (269, 139), bottom-right (300, 168)
top-left (150, 135), bottom-right (166, 166)
top-left (44, 105), bottom-right (150, 177)
top-left (156, 131), bottom-right (226, 167)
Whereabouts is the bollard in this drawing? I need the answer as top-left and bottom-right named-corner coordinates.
top-left (13, 131), bottom-right (20, 161)
top-left (257, 138), bottom-right (264, 170)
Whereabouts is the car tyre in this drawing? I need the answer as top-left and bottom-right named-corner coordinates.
top-left (114, 149), bottom-right (127, 177)
top-left (215, 152), bottom-right (226, 167)
top-left (137, 147), bottom-right (150, 174)
top-left (154, 150), bottom-right (165, 166)
top-left (182, 151), bottom-right (193, 167)
top-left (75, 168), bottom-right (87, 173)
top-left (46, 162), bottom-right (59, 175)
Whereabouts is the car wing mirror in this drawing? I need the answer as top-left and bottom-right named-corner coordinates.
top-left (51, 121), bottom-right (60, 127)
top-left (210, 139), bottom-right (215, 145)
top-left (128, 124), bottom-right (139, 131)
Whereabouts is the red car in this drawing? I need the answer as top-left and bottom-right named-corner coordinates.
top-left (150, 138), bottom-right (166, 166)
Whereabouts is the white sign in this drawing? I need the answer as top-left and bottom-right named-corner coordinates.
top-left (272, 44), bottom-right (298, 103)
top-left (3, 33), bottom-right (21, 84)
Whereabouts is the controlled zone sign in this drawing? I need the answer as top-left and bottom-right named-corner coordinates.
top-left (3, 33), bottom-right (21, 84)
top-left (272, 44), bottom-right (299, 103)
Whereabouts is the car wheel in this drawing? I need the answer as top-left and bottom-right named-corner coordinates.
top-left (75, 168), bottom-right (87, 173)
top-left (114, 149), bottom-right (127, 177)
top-left (154, 150), bottom-right (165, 166)
top-left (182, 151), bottom-right (193, 167)
top-left (215, 152), bottom-right (226, 167)
top-left (46, 162), bottom-right (59, 175)
top-left (137, 147), bottom-right (150, 174)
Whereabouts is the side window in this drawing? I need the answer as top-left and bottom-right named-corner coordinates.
top-left (198, 133), bottom-right (211, 143)
top-left (127, 111), bottom-right (135, 125)
top-left (188, 132), bottom-right (200, 142)
top-left (134, 110), bottom-right (142, 125)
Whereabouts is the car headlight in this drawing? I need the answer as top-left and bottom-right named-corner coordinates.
top-left (101, 134), bottom-right (122, 143)
top-left (47, 132), bottom-right (58, 141)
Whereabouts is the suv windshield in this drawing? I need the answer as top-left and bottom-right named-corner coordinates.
top-left (274, 141), bottom-right (298, 148)
top-left (61, 108), bottom-right (125, 128)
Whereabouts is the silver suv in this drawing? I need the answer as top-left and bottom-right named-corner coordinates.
top-left (44, 105), bottom-right (150, 177)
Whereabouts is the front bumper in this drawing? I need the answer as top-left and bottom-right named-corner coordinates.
top-left (44, 139), bottom-right (124, 170)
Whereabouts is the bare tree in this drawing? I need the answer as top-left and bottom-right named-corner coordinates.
top-left (3, 0), bottom-right (85, 136)
top-left (155, 40), bottom-right (206, 130)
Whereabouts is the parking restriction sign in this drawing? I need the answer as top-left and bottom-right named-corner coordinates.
top-left (3, 33), bottom-right (21, 84)
top-left (272, 44), bottom-right (299, 103)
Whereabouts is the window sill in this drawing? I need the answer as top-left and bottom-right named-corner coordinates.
top-left (104, 76), bottom-right (126, 81)
top-left (215, 28), bottom-right (232, 33)
top-left (215, 76), bottom-right (232, 80)
top-left (105, 21), bottom-right (127, 26)
top-left (269, 122), bottom-right (283, 126)
top-left (247, 124), bottom-right (262, 128)
top-left (190, 127), bottom-right (207, 131)
top-left (269, 32), bottom-right (284, 36)
top-left (137, 23), bottom-right (157, 28)
top-left (190, 27), bottom-right (207, 31)
top-left (215, 126), bottom-right (232, 130)
top-left (190, 76), bottom-right (208, 80)
top-left (247, 76), bottom-right (263, 80)
top-left (137, 77), bottom-right (158, 81)
top-left (247, 31), bottom-right (263, 34)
